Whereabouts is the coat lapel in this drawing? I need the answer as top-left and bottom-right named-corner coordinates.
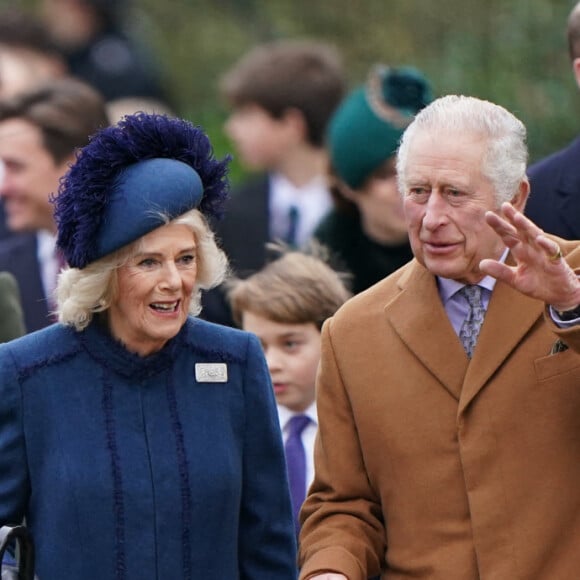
top-left (384, 257), bottom-right (544, 409)
top-left (459, 279), bottom-right (543, 413)
top-left (385, 262), bottom-right (468, 401)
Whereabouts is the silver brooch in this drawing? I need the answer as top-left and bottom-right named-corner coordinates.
top-left (195, 363), bottom-right (228, 383)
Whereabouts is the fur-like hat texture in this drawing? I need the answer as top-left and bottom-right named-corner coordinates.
top-left (54, 112), bottom-right (230, 268)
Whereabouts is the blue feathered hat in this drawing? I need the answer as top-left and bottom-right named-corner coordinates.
top-left (53, 112), bottom-right (230, 269)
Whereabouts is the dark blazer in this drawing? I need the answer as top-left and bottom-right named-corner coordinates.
top-left (0, 271), bottom-right (25, 342)
top-left (213, 174), bottom-right (271, 275)
top-left (201, 175), bottom-right (271, 326)
top-left (0, 233), bottom-right (51, 333)
top-left (525, 136), bottom-right (580, 240)
top-left (0, 203), bottom-right (12, 241)
top-left (0, 318), bottom-right (297, 579)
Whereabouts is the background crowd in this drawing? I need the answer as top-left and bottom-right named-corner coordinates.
top-left (11, 0), bottom-right (578, 170)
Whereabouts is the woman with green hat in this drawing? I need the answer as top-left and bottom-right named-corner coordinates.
top-left (314, 65), bottom-right (433, 294)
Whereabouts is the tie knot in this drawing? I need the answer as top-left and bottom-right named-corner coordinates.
top-left (460, 284), bottom-right (482, 308)
top-left (287, 414), bottom-right (310, 437)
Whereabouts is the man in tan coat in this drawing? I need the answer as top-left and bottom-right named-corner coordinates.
top-left (299, 95), bottom-right (580, 580)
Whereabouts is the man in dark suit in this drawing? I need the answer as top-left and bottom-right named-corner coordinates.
top-left (0, 77), bottom-right (108, 332)
top-left (525, 1), bottom-right (580, 239)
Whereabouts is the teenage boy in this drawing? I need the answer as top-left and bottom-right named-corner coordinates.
top-left (202, 40), bottom-right (346, 326)
top-left (228, 247), bottom-right (351, 535)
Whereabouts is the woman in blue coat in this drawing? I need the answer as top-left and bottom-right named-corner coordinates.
top-left (0, 112), bottom-right (297, 579)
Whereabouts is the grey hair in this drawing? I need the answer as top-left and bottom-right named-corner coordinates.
top-left (396, 95), bottom-right (528, 205)
top-left (56, 209), bottom-right (229, 330)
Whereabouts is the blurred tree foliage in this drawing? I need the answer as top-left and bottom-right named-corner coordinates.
top-left (136, 0), bottom-right (578, 168)
top-left (24, 0), bottom-right (580, 178)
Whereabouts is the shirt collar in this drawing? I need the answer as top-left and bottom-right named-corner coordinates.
top-left (437, 247), bottom-right (509, 304)
top-left (37, 229), bottom-right (58, 262)
top-left (277, 401), bottom-right (318, 431)
top-left (269, 172), bottom-right (331, 213)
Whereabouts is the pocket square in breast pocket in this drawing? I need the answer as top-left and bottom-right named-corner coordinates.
top-left (550, 339), bottom-right (569, 355)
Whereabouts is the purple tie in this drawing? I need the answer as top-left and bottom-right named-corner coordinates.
top-left (285, 414), bottom-right (310, 535)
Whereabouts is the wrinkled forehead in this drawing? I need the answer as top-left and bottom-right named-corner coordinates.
top-left (405, 129), bottom-right (487, 167)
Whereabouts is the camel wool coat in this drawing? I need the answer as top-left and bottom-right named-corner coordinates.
top-left (299, 238), bottom-right (580, 580)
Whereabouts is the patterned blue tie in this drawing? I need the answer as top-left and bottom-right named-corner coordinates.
top-left (458, 285), bottom-right (485, 359)
top-left (284, 414), bottom-right (310, 535)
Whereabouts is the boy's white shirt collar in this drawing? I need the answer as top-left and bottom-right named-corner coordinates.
top-left (269, 172), bottom-right (332, 247)
top-left (277, 401), bottom-right (318, 432)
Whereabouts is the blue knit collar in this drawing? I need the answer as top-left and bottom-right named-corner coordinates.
top-left (78, 316), bottom-right (188, 381)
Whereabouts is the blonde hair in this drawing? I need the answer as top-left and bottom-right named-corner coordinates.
top-left (227, 244), bottom-right (351, 330)
top-left (56, 209), bottom-right (228, 330)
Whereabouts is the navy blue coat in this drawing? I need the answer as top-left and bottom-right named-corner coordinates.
top-left (525, 136), bottom-right (580, 240)
top-left (0, 317), bottom-right (297, 579)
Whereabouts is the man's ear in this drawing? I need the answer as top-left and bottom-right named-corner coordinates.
top-left (281, 107), bottom-right (308, 140)
top-left (510, 178), bottom-right (530, 212)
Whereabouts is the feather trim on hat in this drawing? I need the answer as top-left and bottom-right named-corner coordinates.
top-left (53, 112), bottom-right (230, 269)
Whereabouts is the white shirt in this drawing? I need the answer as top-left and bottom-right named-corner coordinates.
top-left (269, 173), bottom-right (332, 248)
top-left (277, 402), bottom-right (318, 491)
top-left (36, 230), bottom-right (59, 305)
